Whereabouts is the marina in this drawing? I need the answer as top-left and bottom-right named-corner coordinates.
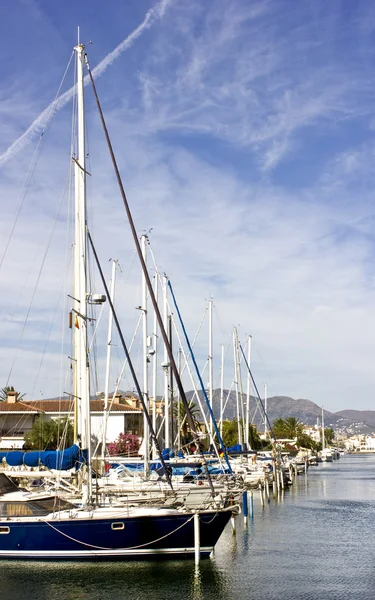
top-left (1, 454), bottom-right (374, 599)
top-left (0, 1), bottom-right (374, 597)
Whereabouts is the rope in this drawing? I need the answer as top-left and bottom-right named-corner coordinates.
top-left (168, 280), bottom-right (233, 476)
top-left (43, 512), bottom-right (195, 551)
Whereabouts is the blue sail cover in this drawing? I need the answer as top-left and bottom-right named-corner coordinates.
top-left (0, 444), bottom-right (83, 470)
top-left (227, 444), bottom-right (242, 453)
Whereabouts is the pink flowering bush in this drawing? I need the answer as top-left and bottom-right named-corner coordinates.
top-left (107, 433), bottom-right (140, 456)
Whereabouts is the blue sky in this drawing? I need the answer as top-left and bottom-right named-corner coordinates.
top-left (0, 0), bottom-right (375, 413)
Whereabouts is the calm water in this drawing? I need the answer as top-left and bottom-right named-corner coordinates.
top-left (2, 454), bottom-right (375, 600)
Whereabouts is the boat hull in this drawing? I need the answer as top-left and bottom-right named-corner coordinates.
top-left (0, 510), bottom-right (231, 560)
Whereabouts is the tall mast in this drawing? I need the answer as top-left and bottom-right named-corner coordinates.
top-left (151, 272), bottom-right (159, 460)
top-left (233, 327), bottom-right (243, 448)
top-left (73, 41), bottom-right (91, 501)
top-left (245, 335), bottom-right (252, 449)
top-left (264, 382), bottom-right (268, 436)
top-left (141, 234), bottom-right (150, 476)
top-left (219, 343), bottom-right (224, 438)
top-left (177, 348), bottom-right (182, 451)
top-left (163, 274), bottom-right (170, 449)
top-left (101, 259), bottom-right (117, 461)
top-left (208, 298), bottom-right (213, 438)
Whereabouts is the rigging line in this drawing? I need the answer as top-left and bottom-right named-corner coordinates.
top-left (31, 178), bottom-right (74, 400)
top-left (221, 378), bottom-right (235, 417)
top-left (0, 161), bottom-right (74, 352)
top-left (147, 241), bottom-right (208, 376)
top-left (43, 512), bottom-right (196, 551)
top-left (157, 279), bottom-right (223, 466)
top-left (118, 249), bottom-right (138, 287)
top-left (117, 314), bottom-right (143, 393)
top-left (238, 343), bottom-right (280, 451)
top-left (168, 311), bottom-right (218, 458)
top-left (86, 57), bottom-right (216, 499)
top-left (87, 229), bottom-right (174, 492)
top-left (0, 52), bottom-right (75, 273)
top-left (213, 302), bottom-right (227, 340)
top-left (55, 58), bottom-right (78, 415)
top-left (0, 0), bottom-right (175, 168)
top-left (184, 303), bottom-right (209, 375)
top-left (212, 332), bottom-right (231, 392)
top-left (5, 164), bottom-right (73, 386)
top-left (167, 279), bottom-right (233, 476)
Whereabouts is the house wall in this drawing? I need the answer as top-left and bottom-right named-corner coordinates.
top-left (91, 414), bottom-right (125, 444)
top-left (0, 414), bottom-right (36, 435)
top-left (0, 410), bottom-right (144, 447)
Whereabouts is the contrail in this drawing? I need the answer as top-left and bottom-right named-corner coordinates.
top-left (0, 0), bottom-right (174, 168)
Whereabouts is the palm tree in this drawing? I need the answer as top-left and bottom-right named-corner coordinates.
top-left (173, 400), bottom-right (202, 444)
top-left (284, 417), bottom-right (303, 438)
top-left (272, 417), bottom-right (303, 439)
top-left (0, 386), bottom-right (25, 402)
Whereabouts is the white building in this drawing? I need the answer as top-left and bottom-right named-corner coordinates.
top-left (344, 435), bottom-right (375, 452)
top-left (0, 390), bottom-right (143, 450)
top-left (302, 425), bottom-right (322, 444)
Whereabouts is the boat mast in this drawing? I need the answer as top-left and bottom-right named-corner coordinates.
top-left (151, 272), bottom-right (159, 460)
top-left (102, 259), bottom-right (117, 462)
top-left (163, 274), bottom-right (170, 450)
top-left (321, 406), bottom-right (325, 452)
top-left (73, 39), bottom-right (92, 502)
top-left (219, 343), bottom-right (224, 438)
top-left (233, 327), bottom-right (243, 448)
top-left (141, 234), bottom-right (150, 477)
top-left (245, 335), bottom-right (252, 449)
top-left (264, 382), bottom-right (268, 436)
top-left (208, 298), bottom-right (213, 438)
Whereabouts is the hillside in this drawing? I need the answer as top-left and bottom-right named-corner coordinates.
top-left (186, 389), bottom-right (372, 433)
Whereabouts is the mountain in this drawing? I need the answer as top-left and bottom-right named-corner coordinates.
top-left (37, 389), bottom-right (374, 434)
top-left (334, 410), bottom-right (375, 433)
top-left (186, 389), bottom-right (373, 434)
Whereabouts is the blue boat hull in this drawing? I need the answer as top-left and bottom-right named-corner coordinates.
top-left (0, 510), bottom-right (231, 560)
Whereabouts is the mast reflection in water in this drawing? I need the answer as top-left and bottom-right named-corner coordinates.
top-left (2, 455), bottom-right (375, 600)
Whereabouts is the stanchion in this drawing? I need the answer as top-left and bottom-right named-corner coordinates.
top-left (231, 513), bottom-right (236, 534)
top-left (249, 491), bottom-right (254, 519)
top-left (242, 491), bottom-right (248, 522)
top-left (259, 483), bottom-right (265, 507)
top-left (194, 512), bottom-right (200, 565)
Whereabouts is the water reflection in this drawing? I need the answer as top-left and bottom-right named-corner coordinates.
top-left (0, 556), bottom-right (230, 600)
top-left (2, 456), bottom-right (375, 600)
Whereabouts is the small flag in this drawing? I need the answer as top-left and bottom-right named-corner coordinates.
top-left (75, 317), bottom-right (79, 329)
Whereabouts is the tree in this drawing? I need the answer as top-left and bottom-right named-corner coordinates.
top-left (24, 416), bottom-right (73, 450)
top-left (272, 417), bottom-right (303, 439)
top-left (324, 428), bottom-right (334, 445)
top-left (173, 401), bottom-right (202, 445)
top-left (221, 419), bottom-right (239, 448)
top-left (248, 424), bottom-right (264, 450)
top-left (107, 433), bottom-right (140, 456)
top-left (296, 433), bottom-right (317, 450)
top-left (0, 386), bottom-right (25, 402)
top-left (220, 419), bottom-right (266, 450)
top-left (272, 418), bottom-right (289, 439)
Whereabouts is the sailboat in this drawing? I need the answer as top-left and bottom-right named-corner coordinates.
top-left (320, 406), bottom-right (333, 462)
top-left (0, 40), bottom-right (234, 560)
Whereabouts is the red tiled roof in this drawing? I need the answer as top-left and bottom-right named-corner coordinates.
top-left (0, 399), bottom-right (142, 414)
top-left (0, 401), bottom-right (41, 413)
